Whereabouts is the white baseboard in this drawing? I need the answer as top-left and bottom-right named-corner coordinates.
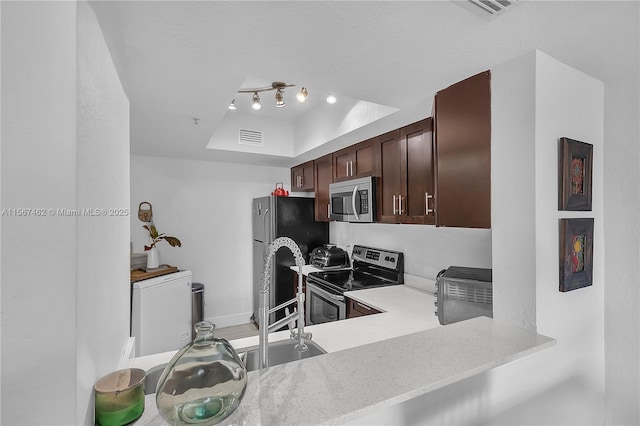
top-left (206, 311), bottom-right (254, 329)
top-left (117, 337), bottom-right (136, 369)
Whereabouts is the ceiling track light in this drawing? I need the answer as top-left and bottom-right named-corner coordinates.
top-left (251, 92), bottom-right (262, 110)
top-left (296, 87), bottom-right (308, 103)
top-left (230, 81), bottom-right (307, 111)
top-left (275, 88), bottom-right (285, 108)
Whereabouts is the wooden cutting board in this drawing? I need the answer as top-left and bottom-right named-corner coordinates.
top-left (130, 265), bottom-right (178, 283)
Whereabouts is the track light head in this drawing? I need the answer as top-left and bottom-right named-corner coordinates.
top-left (296, 87), bottom-right (308, 103)
top-left (251, 92), bottom-right (262, 110)
top-left (275, 89), bottom-right (285, 108)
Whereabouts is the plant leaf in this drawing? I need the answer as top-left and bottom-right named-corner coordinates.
top-left (162, 236), bottom-right (182, 248)
top-left (143, 224), bottom-right (159, 239)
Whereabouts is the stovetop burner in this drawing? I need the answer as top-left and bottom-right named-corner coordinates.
top-left (307, 245), bottom-right (404, 294)
top-left (309, 269), bottom-right (399, 291)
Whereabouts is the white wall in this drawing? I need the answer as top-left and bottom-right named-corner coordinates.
top-left (207, 112), bottom-right (294, 156)
top-left (76, 2), bottom-right (131, 424)
top-left (491, 51), bottom-right (537, 330)
top-left (1, 3), bottom-right (78, 424)
top-left (348, 50), bottom-right (606, 426)
top-left (533, 48), bottom-right (605, 395)
top-left (130, 155), bottom-right (290, 327)
top-left (1, 2), bottom-right (130, 424)
top-left (603, 74), bottom-right (640, 424)
top-left (330, 222), bottom-right (492, 289)
top-left (293, 99), bottom-right (399, 156)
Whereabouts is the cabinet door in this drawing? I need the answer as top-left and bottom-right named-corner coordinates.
top-left (314, 154), bottom-right (333, 222)
top-left (352, 139), bottom-right (376, 178)
top-left (377, 129), bottom-right (403, 224)
top-left (434, 71), bottom-right (491, 228)
top-left (291, 160), bottom-right (314, 192)
top-left (346, 298), bottom-right (381, 318)
top-left (332, 138), bottom-right (377, 182)
top-left (333, 149), bottom-right (355, 182)
top-left (403, 118), bottom-right (435, 225)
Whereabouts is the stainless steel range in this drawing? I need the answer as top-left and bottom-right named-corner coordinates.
top-left (305, 245), bottom-right (404, 325)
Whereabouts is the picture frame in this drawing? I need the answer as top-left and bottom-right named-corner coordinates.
top-left (559, 218), bottom-right (594, 292)
top-left (558, 137), bottom-right (593, 211)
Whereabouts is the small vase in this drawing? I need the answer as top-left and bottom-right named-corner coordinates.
top-left (155, 321), bottom-right (248, 425)
top-left (146, 247), bottom-right (159, 269)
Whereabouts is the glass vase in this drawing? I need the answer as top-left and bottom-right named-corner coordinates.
top-left (155, 321), bottom-right (248, 425)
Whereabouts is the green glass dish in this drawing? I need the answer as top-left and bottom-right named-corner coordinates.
top-left (94, 368), bottom-right (146, 426)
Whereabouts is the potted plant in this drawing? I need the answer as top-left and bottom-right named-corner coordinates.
top-left (144, 224), bottom-right (182, 269)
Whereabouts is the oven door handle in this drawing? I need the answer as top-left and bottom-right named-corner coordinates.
top-left (308, 282), bottom-right (345, 302)
top-left (351, 185), bottom-right (360, 221)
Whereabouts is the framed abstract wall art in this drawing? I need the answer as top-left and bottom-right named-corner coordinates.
top-left (559, 218), bottom-right (594, 292)
top-left (558, 137), bottom-right (593, 211)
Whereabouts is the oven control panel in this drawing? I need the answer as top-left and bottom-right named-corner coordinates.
top-left (352, 245), bottom-right (403, 271)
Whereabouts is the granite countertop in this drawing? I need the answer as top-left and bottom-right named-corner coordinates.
top-left (132, 283), bottom-right (555, 425)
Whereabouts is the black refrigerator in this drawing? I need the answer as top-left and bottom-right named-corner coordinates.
top-left (251, 196), bottom-right (328, 327)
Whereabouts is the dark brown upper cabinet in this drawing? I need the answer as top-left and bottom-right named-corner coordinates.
top-left (377, 119), bottom-right (435, 224)
top-left (333, 138), bottom-right (378, 182)
top-left (433, 70), bottom-right (491, 229)
top-left (313, 153), bottom-right (333, 222)
top-left (291, 160), bottom-right (314, 192)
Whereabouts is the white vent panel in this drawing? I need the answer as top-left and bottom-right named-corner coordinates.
top-left (468, 0), bottom-right (516, 15)
top-left (238, 129), bottom-right (264, 147)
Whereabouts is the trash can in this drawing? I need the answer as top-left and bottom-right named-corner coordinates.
top-left (191, 283), bottom-right (205, 335)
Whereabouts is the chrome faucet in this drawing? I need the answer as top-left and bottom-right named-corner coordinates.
top-left (259, 237), bottom-right (312, 369)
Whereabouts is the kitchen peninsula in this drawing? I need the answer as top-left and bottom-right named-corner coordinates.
top-left (133, 284), bottom-right (554, 425)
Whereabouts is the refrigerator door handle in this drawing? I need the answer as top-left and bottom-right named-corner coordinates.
top-left (263, 208), bottom-right (270, 243)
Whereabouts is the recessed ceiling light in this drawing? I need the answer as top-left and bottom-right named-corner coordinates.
top-left (326, 93), bottom-right (337, 104)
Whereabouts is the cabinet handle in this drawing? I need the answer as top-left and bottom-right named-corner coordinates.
top-left (425, 193), bottom-right (434, 215)
top-left (392, 195), bottom-right (397, 215)
top-left (399, 195), bottom-right (404, 215)
top-left (351, 161), bottom-right (355, 176)
top-left (355, 302), bottom-right (372, 311)
top-left (300, 175), bottom-right (304, 187)
top-left (327, 203), bottom-right (330, 218)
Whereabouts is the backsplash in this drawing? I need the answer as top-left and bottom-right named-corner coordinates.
top-left (329, 221), bottom-right (492, 284)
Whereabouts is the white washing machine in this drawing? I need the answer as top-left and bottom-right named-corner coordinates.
top-left (132, 270), bottom-right (192, 356)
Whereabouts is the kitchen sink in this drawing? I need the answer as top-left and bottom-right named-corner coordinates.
top-left (143, 339), bottom-right (326, 394)
top-left (144, 363), bottom-right (167, 395)
top-left (237, 339), bottom-right (326, 372)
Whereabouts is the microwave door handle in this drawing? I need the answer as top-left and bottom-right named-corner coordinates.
top-left (351, 185), bottom-right (360, 221)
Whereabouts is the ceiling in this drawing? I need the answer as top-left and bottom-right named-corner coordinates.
top-left (90, 1), bottom-right (638, 167)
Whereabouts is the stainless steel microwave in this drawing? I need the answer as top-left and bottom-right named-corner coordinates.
top-left (329, 176), bottom-right (376, 223)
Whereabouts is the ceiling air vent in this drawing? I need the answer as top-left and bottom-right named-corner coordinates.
top-left (453, 0), bottom-right (517, 19)
top-left (238, 129), bottom-right (264, 147)
top-left (468, 0), bottom-right (516, 15)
